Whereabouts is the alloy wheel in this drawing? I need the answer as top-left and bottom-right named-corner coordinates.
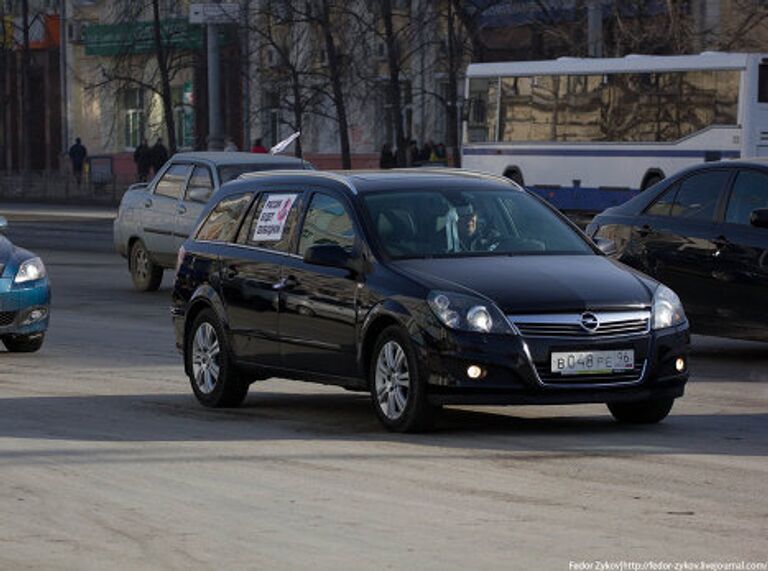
top-left (192, 322), bottom-right (221, 394)
top-left (374, 340), bottom-right (410, 420)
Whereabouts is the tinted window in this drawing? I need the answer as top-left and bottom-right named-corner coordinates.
top-left (645, 185), bottom-right (677, 217)
top-left (725, 170), bottom-right (768, 225)
top-left (155, 164), bottom-right (191, 199)
top-left (362, 187), bottom-right (593, 259)
top-left (196, 193), bottom-right (253, 242)
top-left (669, 171), bottom-right (729, 221)
top-left (186, 166), bottom-right (214, 203)
top-left (298, 194), bottom-right (356, 256)
top-left (243, 192), bottom-right (302, 252)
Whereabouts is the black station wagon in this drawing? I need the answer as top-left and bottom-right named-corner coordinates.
top-left (171, 170), bottom-right (690, 432)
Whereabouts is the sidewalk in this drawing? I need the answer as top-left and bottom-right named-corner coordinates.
top-left (0, 203), bottom-right (116, 222)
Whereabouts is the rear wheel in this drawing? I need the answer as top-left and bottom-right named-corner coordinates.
top-left (3, 333), bottom-right (44, 353)
top-left (369, 325), bottom-right (436, 432)
top-left (130, 240), bottom-right (163, 292)
top-left (607, 398), bottom-right (674, 424)
top-left (185, 309), bottom-right (248, 408)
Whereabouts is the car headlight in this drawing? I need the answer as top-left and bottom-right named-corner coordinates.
top-left (427, 291), bottom-right (515, 334)
top-left (14, 257), bottom-right (46, 284)
top-left (652, 285), bottom-right (686, 330)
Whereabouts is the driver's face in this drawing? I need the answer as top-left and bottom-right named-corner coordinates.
top-left (459, 213), bottom-right (477, 238)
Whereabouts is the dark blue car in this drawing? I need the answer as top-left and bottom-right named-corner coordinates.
top-left (0, 216), bottom-right (50, 352)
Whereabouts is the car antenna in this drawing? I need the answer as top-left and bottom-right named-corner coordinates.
top-left (270, 131), bottom-right (300, 155)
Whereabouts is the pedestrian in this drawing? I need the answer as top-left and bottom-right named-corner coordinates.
top-left (379, 143), bottom-right (396, 169)
top-left (435, 142), bottom-right (447, 160)
top-left (224, 136), bottom-right (238, 152)
top-left (133, 138), bottom-right (151, 182)
top-left (250, 138), bottom-right (268, 153)
top-left (407, 140), bottom-right (419, 167)
top-left (68, 137), bottom-right (87, 187)
top-left (150, 137), bottom-right (169, 175)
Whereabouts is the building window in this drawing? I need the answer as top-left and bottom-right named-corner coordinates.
top-left (122, 88), bottom-right (144, 149)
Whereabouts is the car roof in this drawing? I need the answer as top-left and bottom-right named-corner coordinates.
top-left (216, 168), bottom-right (520, 199)
top-left (171, 151), bottom-right (308, 167)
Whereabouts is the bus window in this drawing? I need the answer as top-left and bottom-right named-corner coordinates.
top-left (467, 77), bottom-right (498, 143)
top-left (758, 64), bottom-right (768, 103)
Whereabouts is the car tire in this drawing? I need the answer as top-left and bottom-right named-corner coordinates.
top-left (607, 398), bottom-right (674, 424)
top-left (369, 325), bottom-right (436, 432)
top-left (2, 333), bottom-right (44, 353)
top-left (185, 309), bottom-right (249, 408)
top-left (130, 240), bottom-right (163, 292)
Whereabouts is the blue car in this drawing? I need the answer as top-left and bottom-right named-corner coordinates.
top-left (0, 216), bottom-right (50, 352)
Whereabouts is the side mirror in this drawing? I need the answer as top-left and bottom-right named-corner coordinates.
top-left (0, 216), bottom-right (7, 233)
top-left (187, 187), bottom-right (212, 204)
top-left (303, 243), bottom-right (356, 271)
top-left (750, 208), bottom-right (768, 229)
top-left (594, 237), bottom-right (617, 256)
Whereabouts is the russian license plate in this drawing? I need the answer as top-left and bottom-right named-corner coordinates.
top-left (550, 349), bottom-right (635, 375)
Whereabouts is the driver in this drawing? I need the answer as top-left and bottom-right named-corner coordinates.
top-left (456, 204), bottom-right (500, 252)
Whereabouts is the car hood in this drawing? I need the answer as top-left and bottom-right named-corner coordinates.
top-left (391, 255), bottom-right (655, 313)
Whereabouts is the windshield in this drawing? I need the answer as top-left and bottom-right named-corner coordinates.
top-left (218, 163), bottom-right (306, 183)
top-left (362, 187), bottom-right (594, 259)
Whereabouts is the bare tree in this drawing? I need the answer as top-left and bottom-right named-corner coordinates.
top-left (85, 1), bottom-right (195, 153)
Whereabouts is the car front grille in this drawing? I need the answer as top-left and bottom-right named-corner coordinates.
top-left (0, 311), bottom-right (16, 327)
top-left (508, 310), bottom-right (651, 338)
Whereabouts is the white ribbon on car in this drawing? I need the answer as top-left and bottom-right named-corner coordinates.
top-left (445, 207), bottom-right (460, 252)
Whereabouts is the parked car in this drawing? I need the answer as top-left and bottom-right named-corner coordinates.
top-left (171, 170), bottom-right (690, 432)
top-left (0, 216), bottom-right (50, 352)
top-left (588, 160), bottom-right (768, 342)
top-left (114, 152), bottom-right (312, 291)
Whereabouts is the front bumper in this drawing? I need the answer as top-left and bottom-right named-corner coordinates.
top-left (0, 277), bottom-right (51, 336)
top-left (419, 324), bottom-right (689, 406)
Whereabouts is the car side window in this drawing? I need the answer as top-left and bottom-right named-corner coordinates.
top-left (644, 184), bottom-right (678, 217)
top-left (668, 171), bottom-right (730, 221)
top-left (298, 193), bottom-right (357, 257)
top-left (243, 192), bottom-right (302, 252)
top-left (725, 170), bottom-right (768, 225)
top-left (154, 164), bottom-right (192, 200)
top-left (196, 193), bottom-right (254, 242)
top-left (186, 166), bottom-right (214, 203)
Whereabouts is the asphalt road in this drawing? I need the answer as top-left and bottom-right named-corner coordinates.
top-left (1, 218), bottom-right (766, 570)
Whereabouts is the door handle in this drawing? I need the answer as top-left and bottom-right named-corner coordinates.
top-left (144, 198), bottom-right (153, 208)
top-left (273, 275), bottom-right (298, 291)
top-left (637, 224), bottom-right (653, 237)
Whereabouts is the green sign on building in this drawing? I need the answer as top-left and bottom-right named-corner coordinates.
top-left (84, 19), bottom-right (208, 56)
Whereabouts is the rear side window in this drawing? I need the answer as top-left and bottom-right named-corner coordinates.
top-left (242, 192), bottom-right (302, 252)
top-left (196, 193), bottom-right (253, 242)
top-left (298, 194), bottom-right (357, 256)
top-left (155, 164), bottom-right (191, 199)
top-left (725, 170), bottom-right (768, 225)
top-left (186, 166), bottom-right (214, 203)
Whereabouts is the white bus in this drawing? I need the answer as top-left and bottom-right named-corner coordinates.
top-left (462, 52), bottom-right (768, 211)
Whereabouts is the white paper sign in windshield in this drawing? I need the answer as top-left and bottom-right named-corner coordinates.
top-left (253, 193), bottom-right (298, 241)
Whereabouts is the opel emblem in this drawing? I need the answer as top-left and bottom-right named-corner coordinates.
top-left (580, 312), bottom-right (600, 332)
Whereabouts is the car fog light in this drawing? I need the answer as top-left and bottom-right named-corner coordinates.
top-left (22, 308), bottom-right (48, 325)
top-left (467, 365), bottom-right (484, 380)
top-left (675, 357), bottom-right (686, 372)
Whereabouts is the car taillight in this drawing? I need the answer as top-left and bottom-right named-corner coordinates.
top-left (176, 245), bottom-right (186, 273)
